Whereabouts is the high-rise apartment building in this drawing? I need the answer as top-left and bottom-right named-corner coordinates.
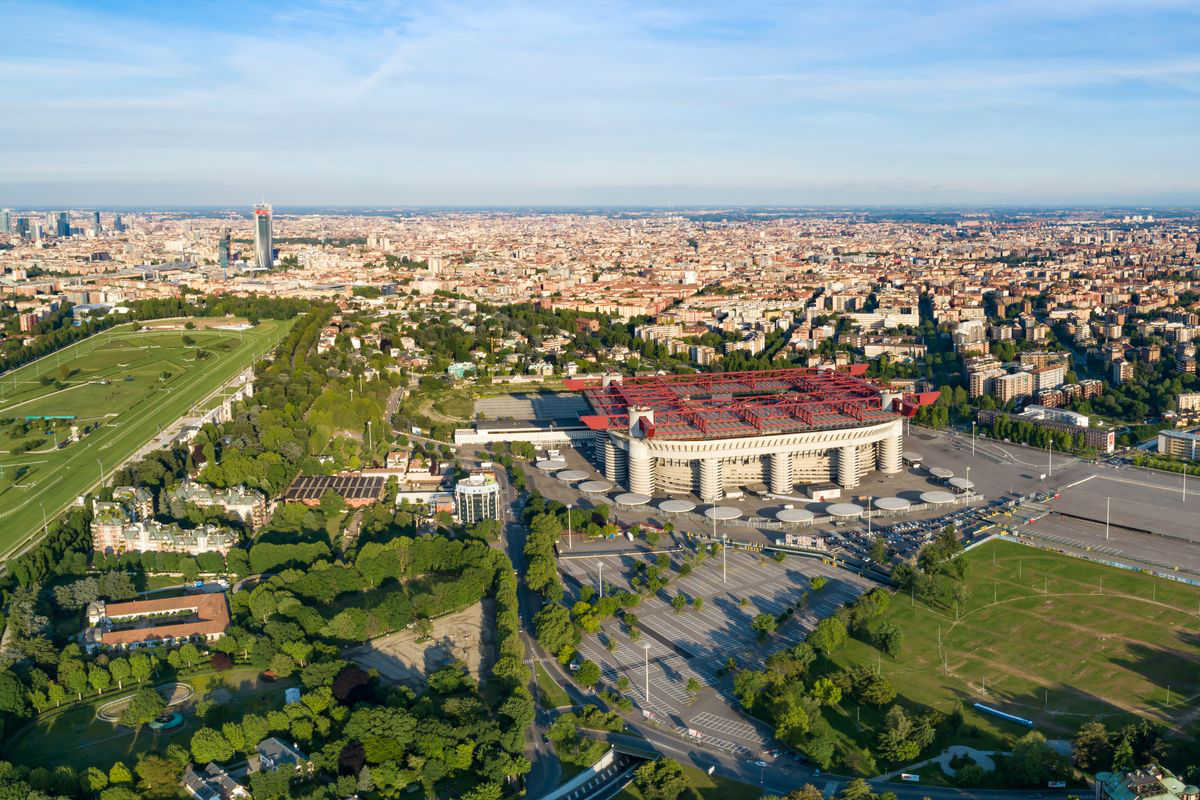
top-left (992, 371), bottom-right (1033, 404)
top-left (254, 204), bottom-right (273, 269)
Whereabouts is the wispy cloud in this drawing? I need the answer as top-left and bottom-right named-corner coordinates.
top-left (2, 0), bottom-right (1198, 205)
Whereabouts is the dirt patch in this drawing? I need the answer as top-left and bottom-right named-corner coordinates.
top-left (347, 600), bottom-right (496, 687)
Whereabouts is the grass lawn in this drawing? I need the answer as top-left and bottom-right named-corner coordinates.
top-left (615, 761), bottom-right (763, 800)
top-left (432, 390), bottom-right (474, 420)
top-left (0, 318), bottom-right (293, 559)
top-left (832, 538), bottom-right (1200, 739)
top-left (8, 667), bottom-right (294, 769)
top-left (536, 662), bottom-right (571, 708)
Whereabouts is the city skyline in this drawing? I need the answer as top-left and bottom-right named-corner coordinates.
top-left (4, 0), bottom-right (1199, 206)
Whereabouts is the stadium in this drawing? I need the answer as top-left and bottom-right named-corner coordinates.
top-left (569, 367), bottom-right (904, 501)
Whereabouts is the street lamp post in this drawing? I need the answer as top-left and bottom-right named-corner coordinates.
top-left (598, 561), bottom-right (604, 600)
top-left (366, 420), bottom-right (373, 455)
top-left (971, 421), bottom-right (976, 458)
top-left (567, 503), bottom-right (573, 551)
top-left (97, 458), bottom-right (103, 486)
top-left (722, 533), bottom-right (728, 584)
top-left (867, 496), bottom-right (872, 538)
top-left (1048, 440), bottom-right (1053, 478)
top-left (1106, 496), bottom-right (1110, 541)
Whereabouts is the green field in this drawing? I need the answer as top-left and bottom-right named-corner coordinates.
top-left (0, 318), bottom-right (293, 559)
top-left (834, 538), bottom-right (1200, 738)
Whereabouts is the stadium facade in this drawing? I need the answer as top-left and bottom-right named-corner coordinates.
top-left (571, 368), bottom-right (903, 501)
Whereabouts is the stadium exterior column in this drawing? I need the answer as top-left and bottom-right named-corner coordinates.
top-left (627, 438), bottom-right (654, 495)
top-left (878, 427), bottom-right (903, 474)
top-left (699, 457), bottom-right (723, 502)
top-left (769, 451), bottom-right (792, 494)
top-left (838, 444), bottom-right (859, 489)
top-left (603, 434), bottom-right (626, 484)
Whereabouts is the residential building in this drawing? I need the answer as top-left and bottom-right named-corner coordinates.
top-left (84, 593), bottom-right (231, 650)
top-left (992, 371), bottom-right (1034, 404)
top-left (168, 480), bottom-right (269, 528)
top-left (254, 738), bottom-right (307, 773)
top-left (1031, 363), bottom-right (1066, 392)
top-left (182, 764), bottom-right (248, 800)
top-left (1111, 360), bottom-right (1134, 385)
top-left (455, 471), bottom-right (501, 524)
top-left (1177, 392), bottom-right (1200, 413)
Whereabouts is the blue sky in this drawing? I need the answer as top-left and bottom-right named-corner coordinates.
top-left (3, 0), bottom-right (1199, 206)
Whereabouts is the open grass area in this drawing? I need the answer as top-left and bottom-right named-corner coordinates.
top-left (615, 761), bottom-right (763, 800)
top-left (8, 667), bottom-right (293, 769)
top-left (536, 661), bottom-right (571, 709)
top-left (833, 537), bottom-right (1200, 739)
top-left (0, 318), bottom-right (293, 559)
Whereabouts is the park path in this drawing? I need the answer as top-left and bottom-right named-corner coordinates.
top-left (874, 745), bottom-right (1000, 781)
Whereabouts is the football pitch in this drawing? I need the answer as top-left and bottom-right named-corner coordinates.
top-left (833, 537), bottom-right (1200, 736)
top-left (0, 318), bottom-right (293, 560)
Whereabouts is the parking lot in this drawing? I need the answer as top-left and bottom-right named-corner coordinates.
top-left (558, 548), bottom-right (871, 752)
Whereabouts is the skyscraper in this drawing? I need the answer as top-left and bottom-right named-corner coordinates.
top-left (113, 214), bottom-right (125, 233)
top-left (254, 203), bottom-right (273, 269)
top-left (92, 211), bottom-right (102, 236)
top-left (56, 212), bottom-right (70, 238)
top-left (218, 228), bottom-right (231, 269)
top-left (0, 209), bottom-right (11, 234)
top-left (15, 217), bottom-right (29, 238)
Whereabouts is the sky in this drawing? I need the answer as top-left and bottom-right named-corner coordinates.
top-left (3, 0), bottom-right (1199, 207)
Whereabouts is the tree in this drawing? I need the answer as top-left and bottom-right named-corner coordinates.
top-left (633, 759), bottom-right (688, 800)
top-left (877, 705), bottom-right (921, 763)
top-left (575, 660), bottom-right (601, 689)
top-left (129, 652), bottom-right (152, 684)
top-left (134, 755), bottom-right (181, 799)
top-left (0, 670), bottom-right (29, 717)
top-left (751, 613), bottom-right (777, 639)
top-left (686, 677), bottom-right (702, 699)
top-left (178, 643), bottom-right (201, 669)
top-left (109, 657), bottom-right (131, 689)
top-left (1072, 721), bottom-right (1112, 772)
top-left (120, 687), bottom-right (166, 730)
top-left (671, 594), bottom-right (687, 613)
top-left (838, 778), bottom-right (874, 800)
top-left (808, 616), bottom-right (847, 655)
top-left (108, 762), bottom-right (133, 785)
top-left (190, 727), bottom-right (234, 764)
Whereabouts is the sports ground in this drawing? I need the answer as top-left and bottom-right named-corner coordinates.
top-left (0, 319), bottom-right (293, 560)
top-left (834, 537), bottom-right (1200, 737)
